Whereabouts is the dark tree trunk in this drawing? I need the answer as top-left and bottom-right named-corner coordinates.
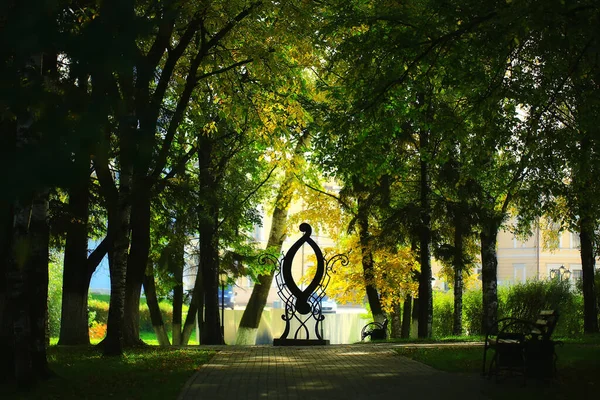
top-left (236, 133), bottom-right (308, 344)
top-left (452, 216), bottom-right (464, 336)
top-left (401, 295), bottom-right (412, 338)
top-left (576, 135), bottom-right (599, 334)
top-left (123, 185), bottom-right (151, 347)
top-left (171, 240), bottom-right (184, 346)
top-left (142, 265), bottom-right (170, 346)
top-left (357, 199), bottom-right (384, 323)
top-left (411, 297), bottom-right (419, 338)
top-left (390, 303), bottom-right (401, 338)
top-left (197, 136), bottom-right (222, 345)
top-left (59, 155), bottom-right (92, 345)
top-left (580, 218), bottom-right (599, 334)
top-left (181, 241), bottom-right (203, 345)
top-left (0, 202), bottom-right (14, 382)
top-left (26, 191), bottom-right (52, 379)
top-left (199, 218), bottom-right (222, 345)
top-left (8, 191), bottom-right (53, 387)
top-left (418, 129), bottom-right (433, 338)
top-left (480, 218), bottom-right (500, 335)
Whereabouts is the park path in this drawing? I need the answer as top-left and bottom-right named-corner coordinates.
top-left (178, 344), bottom-right (490, 400)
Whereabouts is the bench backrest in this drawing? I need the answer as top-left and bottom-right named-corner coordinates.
top-left (531, 310), bottom-right (559, 340)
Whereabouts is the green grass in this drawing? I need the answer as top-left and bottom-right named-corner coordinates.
top-left (51, 332), bottom-right (199, 346)
top-left (395, 342), bottom-right (600, 400)
top-left (1, 346), bottom-right (215, 400)
top-left (140, 331), bottom-right (199, 346)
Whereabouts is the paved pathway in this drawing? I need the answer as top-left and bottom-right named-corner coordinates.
top-left (178, 344), bottom-right (490, 400)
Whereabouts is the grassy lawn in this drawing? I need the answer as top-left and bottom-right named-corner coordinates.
top-left (1, 346), bottom-right (215, 400)
top-left (395, 341), bottom-right (600, 400)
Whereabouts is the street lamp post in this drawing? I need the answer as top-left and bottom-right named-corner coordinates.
top-left (550, 265), bottom-right (571, 282)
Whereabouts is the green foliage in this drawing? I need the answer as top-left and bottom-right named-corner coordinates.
top-left (88, 299), bottom-right (109, 325)
top-left (139, 301), bottom-right (175, 333)
top-left (456, 280), bottom-right (583, 337)
top-left (462, 289), bottom-right (484, 336)
top-left (502, 279), bottom-right (579, 336)
top-left (432, 291), bottom-right (454, 337)
top-left (47, 258), bottom-right (63, 337)
top-left (88, 297), bottom-right (189, 335)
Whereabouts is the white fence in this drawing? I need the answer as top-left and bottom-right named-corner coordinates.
top-left (217, 309), bottom-right (371, 345)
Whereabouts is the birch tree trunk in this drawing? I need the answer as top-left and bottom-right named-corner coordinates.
top-left (235, 133), bottom-right (308, 345)
top-left (103, 162), bottom-right (133, 356)
top-left (480, 218), bottom-right (500, 335)
top-left (142, 265), bottom-right (170, 346)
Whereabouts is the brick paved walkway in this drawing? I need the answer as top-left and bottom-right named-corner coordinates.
top-left (178, 344), bottom-right (490, 400)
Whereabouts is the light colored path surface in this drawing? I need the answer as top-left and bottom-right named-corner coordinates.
top-left (179, 344), bottom-right (490, 400)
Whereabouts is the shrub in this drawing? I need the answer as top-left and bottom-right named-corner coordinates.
top-left (89, 322), bottom-right (107, 340)
top-left (88, 299), bottom-right (109, 324)
top-left (462, 288), bottom-right (483, 335)
top-left (139, 301), bottom-right (174, 332)
top-left (432, 291), bottom-right (454, 337)
top-left (48, 261), bottom-right (63, 337)
top-left (501, 279), bottom-right (578, 336)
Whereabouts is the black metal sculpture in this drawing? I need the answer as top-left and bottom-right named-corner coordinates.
top-left (260, 223), bottom-right (347, 346)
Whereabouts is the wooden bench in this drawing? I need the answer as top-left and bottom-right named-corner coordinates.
top-left (482, 310), bottom-right (560, 384)
top-left (361, 319), bottom-right (388, 341)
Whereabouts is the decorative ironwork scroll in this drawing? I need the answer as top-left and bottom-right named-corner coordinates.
top-left (267, 223), bottom-right (348, 346)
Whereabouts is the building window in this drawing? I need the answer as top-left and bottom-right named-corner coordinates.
top-left (475, 266), bottom-right (482, 280)
top-left (253, 224), bottom-right (262, 242)
top-left (569, 264), bottom-right (583, 284)
top-left (570, 233), bottom-right (581, 249)
top-left (513, 237), bottom-right (518, 248)
top-left (513, 263), bottom-right (526, 283)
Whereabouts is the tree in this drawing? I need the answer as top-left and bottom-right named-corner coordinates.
top-left (236, 131), bottom-right (310, 345)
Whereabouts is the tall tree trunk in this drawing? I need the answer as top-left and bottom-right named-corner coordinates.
top-left (181, 238), bottom-right (204, 345)
top-left (452, 215), bottom-right (464, 336)
top-left (197, 136), bottom-right (222, 345)
top-left (26, 191), bottom-right (52, 379)
top-left (418, 129), bottom-right (433, 338)
top-left (390, 303), bottom-right (401, 338)
top-left (235, 205), bottom-right (288, 345)
top-left (199, 216), bottom-right (222, 345)
top-left (411, 297), bottom-right (419, 338)
top-left (580, 218), bottom-right (599, 334)
top-left (357, 200), bottom-right (384, 323)
top-left (142, 265), bottom-right (170, 346)
top-left (123, 185), bottom-right (151, 347)
top-left (59, 155), bottom-right (91, 345)
top-left (480, 218), bottom-right (500, 335)
top-left (0, 203), bottom-right (12, 382)
top-left (9, 190), bottom-right (53, 386)
top-left (103, 163), bottom-right (133, 356)
top-left (576, 135), bottom-right (599, 334)
top-left (172, 255), bottom-right (184, 346)
top-left (235, 133), bottom-right (309, 345)
top-left (401, 295), bottom-right (412, 338)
